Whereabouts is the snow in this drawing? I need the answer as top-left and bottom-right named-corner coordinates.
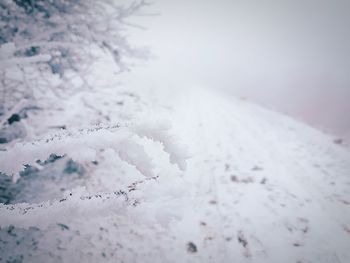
top-left (1, 84), bottom-right (349, 263)
top-left (1, 2), bottom-right (350, 262)
top-left (0, 54), bottom-right (52, 69)
top-left (0, 42), bottom-right (16, 59)
top-left (133, 120), bottom-right (189, 171)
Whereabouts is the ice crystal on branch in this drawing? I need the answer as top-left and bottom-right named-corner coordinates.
top-left (0, 121), bottom-right (188, 181)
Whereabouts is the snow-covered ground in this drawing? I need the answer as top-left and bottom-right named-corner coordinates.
top-left (1, 82), bottom-right (349, 262)
top-left (1, 1), bottom-right (350, 262)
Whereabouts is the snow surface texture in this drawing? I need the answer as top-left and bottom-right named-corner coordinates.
top-left (0, 86), bottom-right (350, 263)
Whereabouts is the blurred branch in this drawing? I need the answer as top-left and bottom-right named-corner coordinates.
top-left (0, 0), bottom-right (149, 115)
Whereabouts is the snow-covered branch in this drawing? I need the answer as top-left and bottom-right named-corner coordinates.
top-left (0, 121), bottom-right (188, 181)
top-left (0, 0), bottom-right (149, 117)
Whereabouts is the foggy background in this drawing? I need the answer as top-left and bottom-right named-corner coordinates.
top-left (128, 0), bottom-right (350, 139)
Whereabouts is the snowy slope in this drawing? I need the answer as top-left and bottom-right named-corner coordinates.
top-left (168, 87), bottom-right (350, 262)
top-left (1, 86), bottom-right (350, 263)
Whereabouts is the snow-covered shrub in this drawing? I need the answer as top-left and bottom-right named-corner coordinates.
top-left (0, 119), bottom-right (189, 236)
top-left (0, 0), bottom-right (149, 138)
top-left (0, 3), bottom-right (191, 260)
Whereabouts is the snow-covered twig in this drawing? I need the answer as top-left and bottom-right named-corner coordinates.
top-left (0, 121), bottom-right (188, 181)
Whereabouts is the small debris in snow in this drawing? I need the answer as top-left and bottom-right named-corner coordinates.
top-left (231, 175), bottom-right (239, 182)
top-left (252, 165), bottom-right (263, 171)
top-left (237, 231), bottom-right (248, 248)
top-left (57, 223), bottom-right (69, 231)
top-left (204, 236), bottom-right (213, 241)
top-left (293, 242), bottom-right (303, 247)
top-left (241, 177), bottom-right (254, 184)
top-left (302, 226), bottom-right (309, 233)
top-left (237, 231), bottom-right (252, 258)
top-left (260, 177), bottom-right (267, 184)
top-left (186, 242), bottom-right (197, 253)
top-left (230, 175), bottom-right (254, 184)
top-left (338, 199), bottom-right (350, 205)
top-left (333, 138), bottom-right (343, 145)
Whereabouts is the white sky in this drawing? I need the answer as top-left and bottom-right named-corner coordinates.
top-left (127, 0), bottom-right (350, 138)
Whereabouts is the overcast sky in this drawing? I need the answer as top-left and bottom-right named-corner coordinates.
top-left (128, 0), bottom-right (350, 138)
